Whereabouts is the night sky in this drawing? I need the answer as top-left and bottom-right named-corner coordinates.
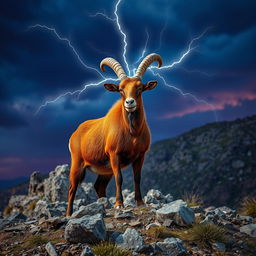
top-left (1, 0), bottom-right (256, 179)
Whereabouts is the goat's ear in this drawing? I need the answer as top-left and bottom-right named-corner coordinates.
top-left (143, 80), bottom-right (158, 91)
top-left (104, 83), bottom-right (119, 92)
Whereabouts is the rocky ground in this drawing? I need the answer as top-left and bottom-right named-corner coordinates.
top-left (0, 165), bottom-right (256, 256)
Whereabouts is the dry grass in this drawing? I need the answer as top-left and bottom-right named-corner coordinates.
top-left (92, 242), bottom-right (131, 256)
top-left (182, 224), bottom-right (226, 248)
top-left (3, 205), bottom-right (13, 216)
top-left (28, 201), bottom-right (37, 211)
top-left (146, 226), bottom-right (177, 239)
top-left (240, 196), bottom-right (256, 218)
top-left (182, 191), bottom-right (204, 207)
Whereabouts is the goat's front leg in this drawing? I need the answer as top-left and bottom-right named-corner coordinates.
top-left (109, 153), bottom-right (124, 208)
top-left (132, 153), bottom-right (145, 206)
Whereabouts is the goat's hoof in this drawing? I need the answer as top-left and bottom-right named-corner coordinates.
top-left (115, 203), bottom-right (124, 209)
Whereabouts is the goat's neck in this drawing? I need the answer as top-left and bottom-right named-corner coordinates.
top-left (122, 103), bottom-right (145, 136)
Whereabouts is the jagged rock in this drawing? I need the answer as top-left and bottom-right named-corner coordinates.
top-left (97, 197), bottom-right (111, 209)
top-left (109, 197), bottom-right (116, 205)
top-left (74, 199), bottom-right (87, 208)
top-left (212, 242), bottom-right (226, 252)
top-left (39, 216), bottom-right (68, 229)
top-left (240, 224), bottom-right (256, 237)
top-left (191, 206), bottom-right (204, 214)
top-left (44, 164), bottom-right (97, 203)
top-left (114, 209), bottom-right (133, 219)
top-left (71, 202), bottom-right (105, 218)
top-left (8, 195), bottom-right (27, 208)
top-left (145, 222), bottom-right (161, 230)
top-left (8, 211), bottom-right (27, 222)
top-left (156, 237), bottom-right (187, 256)
top-left (115, 228), bottom-right (145, 252)
top-left (45, 242), bottom-right (58, 256)
top-left (123, 192), bottom-right (136, 207)
top-left (238, 215), bottom-right (254, 223)
top-left (122, 189), bottom-right (132, 199)
top-left (65, 213), bottom-right (106, 243)
top-left (28, 171), bottom-right (45, 197)
top-left (80, 245), bottom-right (95, 256)
top-left (156, 199), bottom-right (195, 225)
top-left (144, 189), bottom-right (166, 205)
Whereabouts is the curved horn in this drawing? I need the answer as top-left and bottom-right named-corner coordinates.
top-left (135, 53), bottom-right (162, 79)
top-left (100, 58), bottom-right (127, 80)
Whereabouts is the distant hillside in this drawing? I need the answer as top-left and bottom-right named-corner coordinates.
top-left (134, 115), bottom-right (256, 207)
top-left (1, 115), bottom-right (256, 211)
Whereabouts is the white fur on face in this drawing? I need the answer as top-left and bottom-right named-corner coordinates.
top-left (124, 97), bottom-right (136, 112)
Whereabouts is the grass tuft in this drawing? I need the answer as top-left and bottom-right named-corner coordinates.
top-left (182, 191), bottom-right (203, 207)
top-left (3, 205), bottom-right (13, 216)
top-left (146, 226), bottom-right (176, 239)
top-left (183, 224), bottom-right (226, 248)
top-left (92, 242), bottom-right (131, 256)
top-left (240, 196), bottom-right (256, 218)
top-left (28, 201), bottom-right (37, 211)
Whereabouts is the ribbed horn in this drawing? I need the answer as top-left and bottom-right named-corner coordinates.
top-left (100, 58), bottom-right (127, 80)
top-left (135, 53), bottom-right (162, 79)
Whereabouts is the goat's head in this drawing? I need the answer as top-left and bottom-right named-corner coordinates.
top-left (100, 53), bottom-right (162, 113)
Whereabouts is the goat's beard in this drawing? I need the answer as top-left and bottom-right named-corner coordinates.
top-left (127, 112), bottom-right (135, 135)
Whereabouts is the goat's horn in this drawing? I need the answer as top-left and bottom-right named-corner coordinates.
top-left (100, 58), bottom-right (127, 80)
top-left (135, 53), bottom-right (162, 79)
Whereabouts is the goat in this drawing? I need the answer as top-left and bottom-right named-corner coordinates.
top-left (66, 53), bottom-right (162, 216)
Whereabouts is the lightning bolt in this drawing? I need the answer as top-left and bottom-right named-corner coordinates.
top-left (30, 0), bottom-right (216, 120)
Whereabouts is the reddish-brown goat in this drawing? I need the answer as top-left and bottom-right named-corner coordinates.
top-left (66, 53), bottom-right (162, 216)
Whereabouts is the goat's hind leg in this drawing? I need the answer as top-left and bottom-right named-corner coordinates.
top-left (66, 159), bottom-right (85, 216)
top-left (94, 174), bottom-right (113, 198)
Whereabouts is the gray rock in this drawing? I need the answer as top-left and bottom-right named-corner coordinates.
top-left (65, 213), bottom-right (106, 243)
top-left (156, 237), bottom-right (187, 256)
top-left (45, 242), bottom-right (58, 256)
top-left (80, 245), bottom-right (95, 256)
top-left (144, 189), bottom-right (166, 205)
top-left (240, 224), bottom-right (256, 237)
top-left (109, 197), bottom-right (116, 206)
top-left (114, 210), bottom-right (133, 219)
top-left (8, 195), bottom-right (27, 208)
top-left (8, 211), bottom-right (27, 222)
top-left (123, 192), bottom-right (136, 207)
top-left (44, 164), bottom-right (97, 203)
top-left (28, 171), bottom-right (45, 197)
top-left (191, 206), bottom-right (204, 214)
top-left (115, 228), bottom-right (144, 252)
top-left (122, 189), bottom-right (132, 199)
top-left (165, 193), bottom-right (174, 203)
top-left (97, 197), bottom-right (111, 209)
top-left (212, 242), bottom-right (226, 252)
top-left (71, 202), bottom-right (105, 218)
top-left (156, 199), bottom-right (195, 225)
top-left (238, 215), bottom-right (254, 223)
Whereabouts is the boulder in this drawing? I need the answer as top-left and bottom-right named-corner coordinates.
top-left (156, 237), bottom-right (187, 256)
top-left (123, 192), bottom-right (136, 207)
top-left (240, 224), bottom-right (256, 237)
top-left (115, 228), bottom-right (145, 252)
top-left (28, 171), bottom-right (45, 197)
top-left (65, 214), bottom-right (106, 243)
top-left (71, 202), bottom-right (105, 218)
top-left (156, 199), bottom-right (195, 226)
top-left (44, 164), bottom-right (97, 203)
top-left (144, 189), bottom-right (166, 205)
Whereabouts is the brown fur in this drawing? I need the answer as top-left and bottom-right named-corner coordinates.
top-left (66, 77), bottom-right (157, 216)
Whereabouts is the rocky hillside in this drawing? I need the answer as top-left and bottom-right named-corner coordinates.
top-left (0, 165), bottom-right (256, 256)
top-left (133, 115), bottom-right (256, 208)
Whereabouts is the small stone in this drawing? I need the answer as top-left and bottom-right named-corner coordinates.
top-left (238, 215), bottom-right (254, 223)
top-left (114, 210), bottom-right (133, 219)
top-left (156, 237), bottom-right (187, 256)
top-left (45, 242), bottom-right (58, 256)
top-left (145, 223), bottom-right (161, 230)
top-left (240, 224), bottom-right (256, 237)
top-left (97, 197), bottom-right (111, 209)
top-left (129, 220), bottom-right (142, 227)
top-left (115, 228), bottom-right (145, 252)
top-left (123, 192), bottom-right (136, 207)
top-left (71, 202), bottom-right (105, 218)
top-left (106, 223), bottom-right (115, 230)
top-left (156, 199), bottom-right (195, 226)
top-left (80, 245), bottom-right (95, 256)
top-left (212, 242), bottom-right (226, 252)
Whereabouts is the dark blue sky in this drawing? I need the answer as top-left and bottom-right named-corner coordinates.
top-left (1, 0), bottom-right (256, 179)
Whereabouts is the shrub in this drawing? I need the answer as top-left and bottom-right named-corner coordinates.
top-left (184, 224), bottom-right (226, 248)
top-left (182, 191), bottom-right (203, 207)
top-left (3, 205), bottom-right (13, 216)
top-left (28, 201), bottom-right (37, 211)
top-left (147, 226), bottom-right (175, 239)
top-left (240, 196), bottom-right (256, 218)
top-left (92, 242), bottom-right (131, 256)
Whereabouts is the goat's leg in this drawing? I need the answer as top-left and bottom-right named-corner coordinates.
top-left (94, 174), bottom-right (113, 198)
top-left (109, 153), bottom-right (123, 208)
top-left (66, 160), bottom-right (85, 216)
top-left (132, 153), bottom-right (145, 206)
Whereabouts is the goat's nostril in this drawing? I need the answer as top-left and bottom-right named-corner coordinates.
top-left (130, 99), bottom-right (134, 104)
